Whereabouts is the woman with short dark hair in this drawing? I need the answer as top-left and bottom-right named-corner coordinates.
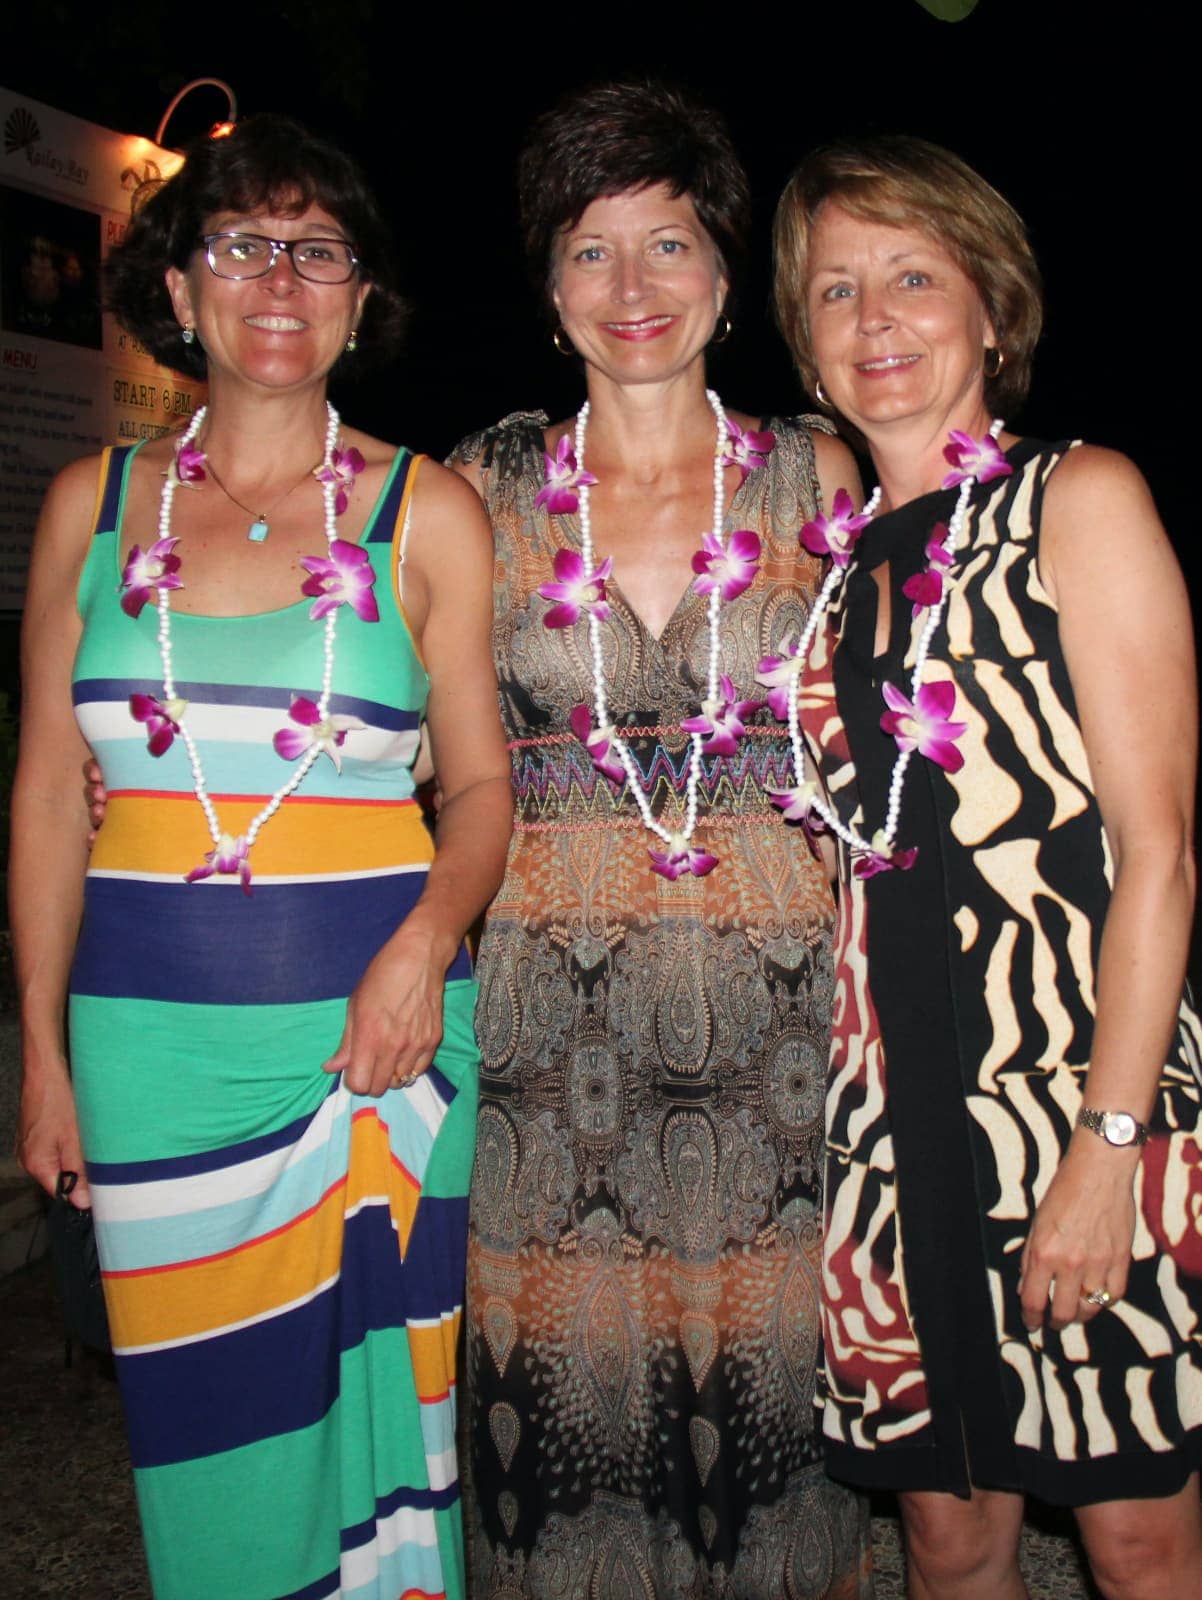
top-left (13, 114), bottom-right (510, 1600)
top-left (772, 135), bottom-right (1202, 1598)
top-left (451, 81), bottom-right (871, 1596)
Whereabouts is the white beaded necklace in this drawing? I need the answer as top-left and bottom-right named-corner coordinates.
top-left (575, 388), bottom-right (731, 874)
top-left (773, 420), bottom-right (1006, 876)
top-left (154, 401), bottom-right (344, 885)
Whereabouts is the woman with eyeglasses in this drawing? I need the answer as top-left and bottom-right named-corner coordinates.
top-left (10, 115), bottom-right (510, 1600)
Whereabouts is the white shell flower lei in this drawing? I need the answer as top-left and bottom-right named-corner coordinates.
top-left (119, 402), bottom-right (377, 894)
top-left (536, 390), bottom-right (773, 880)
top-left (760, 421), bottom-right (1012, 879)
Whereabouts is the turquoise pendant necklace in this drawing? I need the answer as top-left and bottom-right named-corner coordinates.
top-left (204, 453), bottom-right (323, 543)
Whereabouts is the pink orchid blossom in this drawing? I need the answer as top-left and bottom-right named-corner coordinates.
top-left (720, 418), bottom-right (776, 483)
top-left (166, 440), bottom-right (207, 489)
top-left (568, 704), bottom-right (626, 786)
top-left (901, 526), bottom-right (954, 616)
top-left (299, 538), bottom-right (380, 622)
top-left (534, 436), bottom-right (599, 515)
top-left (941, 430), bottom-right (1012, 489)
top-left (799, 488), bottom-right (873, 569)
top-left (880, 679), bottom-right (967, 772)
top-left (756, 634), bottom-right (803, 722)
top-left (538, 548), bottom-right (613, 628)
top-left (854, 838), bottom-right (919, 879)
top-left (767, 780), bottom-right (828, 857)
top-left (691, 528), bottom-right (761, 603)
top-left (314, 445), bottom-right (366, 516)
top-left (648, 837), bottom-right (719, 880)
top-left (129, 692), bottom-right (187, 757)
top-left (768, 780), bottom-right (821, 824)
top-left (186, 832), bottom-right (253, 896)
top-left (120, 537), bottom-right (183, 619)
top-left (272, 694), bottom-right (366, 772)
top-left (680, 675), bottom-right (763, 757)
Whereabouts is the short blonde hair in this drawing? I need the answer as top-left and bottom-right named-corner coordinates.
top-left (773, 136), bottom-right (1042, 416)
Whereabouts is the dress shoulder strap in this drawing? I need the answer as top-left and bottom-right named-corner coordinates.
top-left (90, 444), bottom-right (138, 538)
top-left (362, 446), bottom-right (416, 546)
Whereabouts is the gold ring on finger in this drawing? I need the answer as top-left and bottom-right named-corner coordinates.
top-left (1080, 1287), bottom-right (1112, 1309)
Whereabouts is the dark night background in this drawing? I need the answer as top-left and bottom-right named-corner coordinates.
top-left (4, 0), bottom-right (1196, 596)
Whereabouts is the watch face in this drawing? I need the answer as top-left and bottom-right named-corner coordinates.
top-left (1103, 1112), bottom-right (1137, 1146)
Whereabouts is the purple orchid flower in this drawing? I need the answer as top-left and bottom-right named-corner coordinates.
top-left (166, 439), bottom-right (207, 489)
top-left (854, 839), bottom-right (919, 880)
top-left (941, 429), bottom-right (1013, 489)
top-left (648, 837), bottom-right (719, 880)
top-left (767, 780), bottom-right (821, 824)
top-left (720, 418), bottom-right (776, 483)
top-left (681, 675), bottom-right (763, 757)
top-left (901, 526), bottom-right (954, 616)
top-left (314, 445), bottom-right (366, 516)
top-left (538, 548), bottom-right (613, 628)
top-left (272, 694), bottom-right (366, 772)
top-left (767, 780), bottom-right (828, 858)
top-left (880, 679), bottom-right (967, 772)
top-left (756, 634), bottom-right (803, 722)
top-left (691, 528), bottom-right (761, 603)
top-left (129, 692), bottom-right (187, 757)
top-left (300, 538), bottom-right (380, 622)
top-left (798, 488), bottom-right (873, 569)
top-left (534, 436), bottom-right (599, 515)
top-left (568, 704), bottom-right (626, 786)
top-left (186, 832), bottom-right (253, 896)
top-left (120, 536), bottom-right (183, 619)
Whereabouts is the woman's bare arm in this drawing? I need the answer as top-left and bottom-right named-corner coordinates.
top-left (12, 456), bottom-right (103, 1204)
top-left (1019, 445), bottom-right (1196, 1329)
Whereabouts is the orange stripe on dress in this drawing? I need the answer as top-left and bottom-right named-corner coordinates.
top-left (103, 1116), bottom-right (421, 1349)
top-left (408, 1313), bottom-right (462, 1405)
top-left (90, 793), bottom-right (434, 877)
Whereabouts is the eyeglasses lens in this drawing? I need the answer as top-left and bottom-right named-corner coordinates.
top-left (206, 235), bottom-right (356, 284)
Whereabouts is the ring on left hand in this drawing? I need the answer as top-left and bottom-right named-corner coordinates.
top-left (1080, 1287), bottom-right (1113, 1309)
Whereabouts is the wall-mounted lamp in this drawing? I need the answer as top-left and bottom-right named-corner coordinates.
top-left (154, 79), bottom-right (238, 150)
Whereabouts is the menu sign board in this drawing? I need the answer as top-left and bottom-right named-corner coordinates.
top-left (0, 89), bottom-right (205, 609)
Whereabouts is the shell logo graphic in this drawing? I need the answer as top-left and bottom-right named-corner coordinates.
top-left (4, 106), bottom-right (40, 158)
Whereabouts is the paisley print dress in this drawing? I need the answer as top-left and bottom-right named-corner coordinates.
top-left (802, 438), bottom-right (1202, 1505)
top-left (450, 414), bottom-right (872, 1598)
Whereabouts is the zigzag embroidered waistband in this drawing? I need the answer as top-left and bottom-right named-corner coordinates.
top-left (508, 723), bottom-right (796, 825)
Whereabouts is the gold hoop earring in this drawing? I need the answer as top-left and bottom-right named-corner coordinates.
top-left (710, 313), bottom-right (732, 345)
top-left (181, 323), bottom-right (196, 346)
top-left (814, 380), bottom-right (831, 408)
top-left (553, 327), bottom-right (576, 357)
top-left (983, 346), bottom-right (1004, 379)
top-left (345, 329), bottom-right (359, 354)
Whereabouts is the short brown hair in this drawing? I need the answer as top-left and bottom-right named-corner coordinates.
top-left (519, 79), bottom-right (749, 314)
top-left (773, 136), bottom-right (1042, 415)
top-left (106, 114), bottom-right (405, 378)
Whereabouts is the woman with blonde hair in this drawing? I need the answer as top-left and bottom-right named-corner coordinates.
top-left (771, 134), bottom-right (1202, 1599)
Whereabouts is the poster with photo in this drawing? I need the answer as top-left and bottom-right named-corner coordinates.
top-left (0, 89), bottom-right (204, 610)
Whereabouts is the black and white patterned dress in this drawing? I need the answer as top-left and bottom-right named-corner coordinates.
top-left (802, 437), bottom-right (1202, 1505)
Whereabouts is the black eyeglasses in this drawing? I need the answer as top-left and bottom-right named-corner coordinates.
top-left (199, 232), bottom-right (360, 284)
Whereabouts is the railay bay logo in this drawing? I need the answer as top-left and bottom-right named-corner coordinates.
top-left (4, 107), bottom-right (89, 187)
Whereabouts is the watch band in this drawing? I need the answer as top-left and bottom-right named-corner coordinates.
top-left (1076, 1107), bottom-right (1149, 1147)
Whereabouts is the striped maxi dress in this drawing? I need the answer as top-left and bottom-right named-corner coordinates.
top-left (67, 442), bottom-right (478, 1600)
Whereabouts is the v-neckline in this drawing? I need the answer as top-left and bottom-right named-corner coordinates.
top-left (552, 433), bottom-right (762, 651)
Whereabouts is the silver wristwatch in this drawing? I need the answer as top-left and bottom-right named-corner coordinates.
top-left (1076, 1107), bottom-right (1149, 1148)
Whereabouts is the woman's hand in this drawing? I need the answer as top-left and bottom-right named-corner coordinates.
top-left (1018, 1136), bottom-right (1139, 1332)
top-left (322, 927), bottom-right (448, 1096)
top-left (17, 1065), bottom-right (90, 1207)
